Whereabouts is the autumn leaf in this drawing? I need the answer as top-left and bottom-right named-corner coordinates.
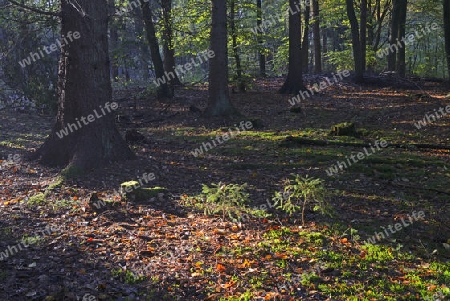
top-left (216, 263), bottom-right (226, 272)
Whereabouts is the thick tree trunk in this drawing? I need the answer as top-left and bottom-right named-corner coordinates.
top-left (346, 0), bottom-right (364, 82)
top-left (141, 1), bottom-right (173, 98)
top-left (312, 0), bottom-right (321, 74)
top-left (279, 0), bottom-right (307, 94)
top-left (257, 0), bottom-right (266, 77)
top-left (32, 0), bottom-right (134, 172)
top-left (230, 0), bottom-right (245, 92)
top-left (445, 0), bottom-right (450, 79)
top-left (205, 0), bottom-right (237, 116)
top-left (301, 3), bottom-right (310, 73)
top-left (162, 0), bottom-right (182, 86)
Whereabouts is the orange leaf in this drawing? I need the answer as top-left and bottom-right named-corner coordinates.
top-left (216, 263), bottom-right (226, 272)
top-left (73, 196), bottom-right (78, 201)
top-left (340, 237), bottom-right (348, 244)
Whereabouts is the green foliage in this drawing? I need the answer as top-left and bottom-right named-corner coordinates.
top-left (272, 175), bottom-right (332, 225)
top-left (325, 48), bottom-right (354, 71)
top-left (111, 268), bottom-right (146, 284)
top-left (27, 193), bottom-right (47, 207)
top-left (182, 182), bottom-right (259, 220)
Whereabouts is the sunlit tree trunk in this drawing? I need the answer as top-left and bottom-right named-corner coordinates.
top-left (205, 0), bottom-right (237, 116)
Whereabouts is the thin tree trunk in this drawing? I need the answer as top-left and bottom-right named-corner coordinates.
top-left (360, 0), bottom-right (367, 72)
top-left (162, 0), bottom-right (182, 86)
top-left (301, 3), bottom-right (310, 73)
top-left (346, 0), bottom-right (364, 82)
top-left (312, 0), bottom-right (321, 74)
top-left (257, 0), bottom-right (266, 77)
top-left (396, 0), bottom-right (407, 77)
top-left (205, 0), bottom-right (237, 116)
top-left (141, 1), bottom-right (173, 98)
top-left (445, 0), bottom-right (450, 79)
top-left (230, 0), bottom-right (245, 92)
top-left (279, 0), bottom-right (307, 94)
top-left (32, 0), bottom-right (134, 172)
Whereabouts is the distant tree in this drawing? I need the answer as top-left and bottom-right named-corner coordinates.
top-left (311, 0), bottom-right (321, 74)
top-left (388, 0), bottom-right (407, 77)
top-left (141, 1), bottom-right (173, 98)
top-left (257, 0), bottom-right (266, 77)
top-left (279, 0), bottom-right (307, 94)
top-left (162, 0), bottom-right (182, 86)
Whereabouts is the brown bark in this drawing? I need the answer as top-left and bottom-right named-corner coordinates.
top-left (205, 0), bottom-right (237, 116)
top-left (32, 0), bottom-right (134, 172)
top-left (279, 0), bottom-right (307, 94)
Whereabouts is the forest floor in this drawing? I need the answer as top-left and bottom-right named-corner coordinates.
top-left (0, 75), bottom-right (449, 301)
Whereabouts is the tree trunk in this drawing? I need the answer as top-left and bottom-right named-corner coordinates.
top-left (388, 0), bottom-right (400, 71)
top-left (162, 0), bottom-right (182, 86)
top-left (396, 0), bottom-right (407, 77)
top-left (445, 0), bottom-right (450, 79)
top-left (360, 0), bottom-right (367, 72)
top-left (205, 0), bottom-right (237, 116)
top-left (32, 0), bottom-right (134, 172)
top-left (230, 0), bottom-right (245, 92)
top-left (279, 0), bottom-right (307, 94)
top-left (312, 0), bottom-right (321, 74)
top-left (257, 0), bottom-right (266, 77)
top-left (301, 3), bottom-right (310, 73)
top-left (346, 0), bottom-right (364, 82)
top-left (141, 1), bottom-right (173, 98)
top-left (134, 8), bottom-right (150, 80)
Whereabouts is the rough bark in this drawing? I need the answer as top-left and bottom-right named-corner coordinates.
top-left (312, 0), bottom-right (321, 74)
top-left (279, 0), bottom-right (307, 94)
top-left (346, 0), bottom-right (364, 82)
top-left (141, 1), bottom-right (173, 98)
top-left (445, 0), bottom-right (450, 79)
top-left (32, 0), bottom-right (135, 172)
top-left (257, 0), bottom-right (266, 77)
top-left (162, 0), bottom-right (182, 86)
top-left (205, 0), bottom-right (237, 116)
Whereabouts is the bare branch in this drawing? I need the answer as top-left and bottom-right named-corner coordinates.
top-left (6, 0), bottom-right (59, 17)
